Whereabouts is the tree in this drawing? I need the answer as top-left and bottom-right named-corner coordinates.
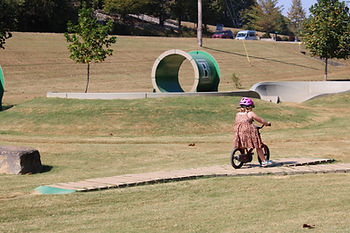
top-left (104, 0), bottom-right (147, 19)
top-left (0, 0), bottom-right (18, 49)
top-left (302, 0), bottom-right (350, 80)
top-left (170, 0), bottom-right (192, 30)
top-left (202, 0), bottom-right (221, 28)
top-left (105, 0), bottom-right (170, 27)
top-left (223, 0), bottom-right (255, 28)
top-left (242, 2), bottom-right (263, 31)
top-left (242, 0), bottom-right (285, 35)
top-left (65, 2), bottom-right (117, 93)
top-left (18, 0), bottom-right (77, 32)
top-left (258, 0), bottom-right (283, 33)
top-left (146, 0), bottom-right (171, 27)
top-left (276, 11), bottom-right (290, 35)
top-left (287, 0), bottom-right (306, 40)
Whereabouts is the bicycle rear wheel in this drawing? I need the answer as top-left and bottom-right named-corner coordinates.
top-left (258, 144), bottom-right (270, 165)
top-left (231, 148), bottom-right (244, 169)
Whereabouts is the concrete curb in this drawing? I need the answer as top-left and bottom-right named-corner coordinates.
top-left (46, 91), bottom-right (261, 100)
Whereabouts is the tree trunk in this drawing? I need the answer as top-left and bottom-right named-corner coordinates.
top-left (177, 16), bottom-right (182, 32)
top-left (324, 58), bottom-right (328, 81)
top-left (197, 0), bottom-right (202, 47)
top-left (85, 63), bottom-right (90, 93)
top-left (159, 14), bottom-right (164, 27)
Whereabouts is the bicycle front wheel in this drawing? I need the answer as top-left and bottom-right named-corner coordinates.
top-left (258, 145), bottom-right (270, 165)
top-left (231, 148), bottom-right (244, 169)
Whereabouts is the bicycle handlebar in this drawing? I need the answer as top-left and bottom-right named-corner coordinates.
top-left (255, 123), bottom-right (271, 130)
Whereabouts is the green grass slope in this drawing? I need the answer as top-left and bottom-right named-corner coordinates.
top-left (0, 96), bottom-right (314, 137)
top-left (0, 93), bottom-right (350, 232)
top-left (0, 93), bottom-right (349, 181)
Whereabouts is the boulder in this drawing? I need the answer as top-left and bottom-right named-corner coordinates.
top-left (0, 145), bottom-right (43, 175)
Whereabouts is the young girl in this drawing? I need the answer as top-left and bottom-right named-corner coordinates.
top-left (233, 97), bottom-right (272, 167)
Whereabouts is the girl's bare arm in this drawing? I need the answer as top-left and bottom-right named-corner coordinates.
top-left (248, 112), bottom-right (271, 126)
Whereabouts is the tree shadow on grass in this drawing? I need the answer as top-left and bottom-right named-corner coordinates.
top-left (202, 46), bottom-right (319, 70)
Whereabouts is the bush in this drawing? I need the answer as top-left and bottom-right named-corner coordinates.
top-left (288, 35), bottom-right (296, 41)
top-left (276, 35), bottom-right (282, 41)
top-left (231, 73), bottom-right (242, 89)
top-left (261, 33), bottom-right (270, 38)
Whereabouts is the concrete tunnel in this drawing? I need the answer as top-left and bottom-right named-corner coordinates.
top-left (151, 49), bottom-right (220, 93)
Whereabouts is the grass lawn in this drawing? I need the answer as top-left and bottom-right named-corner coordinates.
top-left (0, 33), bottom-right (350, 232)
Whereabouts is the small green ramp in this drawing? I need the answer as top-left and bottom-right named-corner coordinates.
top-left (35, 186), bottom-right (75, 194)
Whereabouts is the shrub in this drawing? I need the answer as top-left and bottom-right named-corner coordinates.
top-left (231, 73), bottom-right (242, 89)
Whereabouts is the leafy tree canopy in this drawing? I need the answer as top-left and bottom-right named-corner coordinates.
top-left (242, 0), bottom-right (290, 35)
top-left (303, 0), bottom-right (350, 59)
top-left (302, 0), bottom-right (350, 80)
top-left (287, 0), bottom-right (306, 36)
top-left (16, 0), bottom-right (77, 32)
top-left (104, 0), bottom-right (149, 17)
top-left (0, 0), bottom-right (18, 49)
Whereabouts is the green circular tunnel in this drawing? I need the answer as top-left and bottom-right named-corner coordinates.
top-left (151, 49), bottom-right (220, 92)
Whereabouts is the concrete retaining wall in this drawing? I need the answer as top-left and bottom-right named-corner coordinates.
top-left (251, 81), bottom-right (350, 103)
top-left (47, 91), bottom-right (261, 100)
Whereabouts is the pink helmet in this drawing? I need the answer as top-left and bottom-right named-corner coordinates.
top-left (240, 97), bottom-right (255, 107)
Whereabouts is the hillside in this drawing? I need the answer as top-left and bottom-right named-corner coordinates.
top-left (0, 32), bottom-right (349, 105)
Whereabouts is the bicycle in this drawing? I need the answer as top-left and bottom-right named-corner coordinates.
top-left (230, 125), bottom-right (270, 169)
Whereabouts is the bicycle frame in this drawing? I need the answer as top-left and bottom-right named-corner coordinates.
top-left (238, 148), bottom-right (254, 163)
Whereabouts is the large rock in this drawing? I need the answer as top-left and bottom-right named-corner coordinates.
top-left (0, 145), bottom-right (43, 174)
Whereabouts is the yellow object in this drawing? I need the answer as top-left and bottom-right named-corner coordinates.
top-left (242, 40), bottom-right (251, 64)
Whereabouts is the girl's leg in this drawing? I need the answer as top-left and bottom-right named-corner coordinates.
top-left (256, 148), bottom-right (266, 162)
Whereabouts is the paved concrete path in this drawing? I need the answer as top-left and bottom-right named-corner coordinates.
top-left (35, 158), bottom-right (350, 194)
